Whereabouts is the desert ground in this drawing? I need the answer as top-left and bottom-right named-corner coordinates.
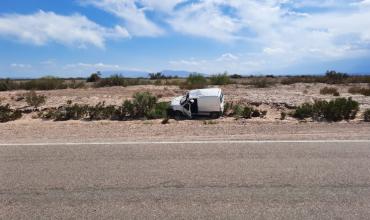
top-left (1, 83), bottom-right (370, 121)
top-left (1, 82), bottom-right (369, 143)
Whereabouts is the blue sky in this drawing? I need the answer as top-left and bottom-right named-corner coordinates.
top-left (1, 0), bottom-right (370, 78)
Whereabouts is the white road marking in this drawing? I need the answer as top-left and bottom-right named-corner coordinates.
top-left (0, 140), bottom-right (370, 146)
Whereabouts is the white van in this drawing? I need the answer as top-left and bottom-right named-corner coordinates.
top-left (169, 88), bottom-right (225, 119)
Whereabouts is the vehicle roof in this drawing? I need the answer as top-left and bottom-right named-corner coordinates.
top-left (188, 88), bottom-right (222, 98)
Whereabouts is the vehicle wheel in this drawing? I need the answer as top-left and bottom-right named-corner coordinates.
top-left (210, 112), bottom-right (220, 119)
top-left (174, 111), bottom-right (185, 121)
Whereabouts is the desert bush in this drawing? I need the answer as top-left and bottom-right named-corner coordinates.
top-left (345, 76), bottom-right (370, 84)
top-left (116, 92), bottom-right (166, 120)
top-left (325, 70), bottom-right (349, 84)
top-left (95, 75), bottom-right (147, 87)
top-left (115, 100), bottom-right (135, 120)
top-left (364, 109), bottom-right (370, 122)
top-left (231, 104), bottom-right (266, 119)
top-left (86, 72), bottom-right (101, 82)
top-left (0, 104), bottom-right (22, 123)
top-left (147, 102), bottom-right (170, 119)
top-left (242, 106), bottom-right (254, 118)
top-left (292, 98), bottom-right (359, 121)
top-left (0, 79), bottom-right (18, 91)
top-left (149, 72), bottom-right (169, 80)
top-left (281, 76), bottom-right (325, 85)
top-left (249, 78), bottom-right (272, 88)
top-left (292, 103), bottom-right (314, 120)
top-left (320, 87), bottom-right (340, 96)
top-left (87, 102), bottom-right (117, 120)
top-left (180, 73), bottom-right (208, 89)
top-left (223, 102), bottom-right (234, 116)
top-left (230, 74), bottom-right (243, 79)
top-left (209, 73), bottom-right (231, 85)
top-left (132, 92), bottom-right (158, 118)
top-left (232, 104), bottom-right (244, 118)
top-left (45, 102), bottom-right (88, 121)
top-left (25, 91), bottom-right (46, 108)
top-left (96, 74), bottom-right (127, 87)
top-left (19, 77), bottom-right (68, 90)
top-left (67, 80), bottom-right (85, 89)
top-left (348, 87), bottom-right (370, 96)
top-left (154, 79), bottom-right (163, 86)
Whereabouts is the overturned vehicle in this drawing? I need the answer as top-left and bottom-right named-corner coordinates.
top-left (168, 88), bottom-right (225, 119)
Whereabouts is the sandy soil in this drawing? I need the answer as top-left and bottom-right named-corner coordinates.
top-left (1, 83), bottom-right (369, 121)
top-left (0, 83), bottom-right (369, 142)
top-left (0, 119), bottom-right (369, 143)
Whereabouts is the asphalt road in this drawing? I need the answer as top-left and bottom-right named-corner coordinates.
top-left (1, 140), bottom-right (370, 219)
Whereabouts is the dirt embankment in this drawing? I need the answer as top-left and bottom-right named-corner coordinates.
top-left (1, 119), bottom-right (370, 143)
top-left (1, 83), bottom-right (369, 122)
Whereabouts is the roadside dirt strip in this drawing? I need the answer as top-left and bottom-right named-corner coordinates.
top-left (1, 141), bottom-right (370, 219)
top-left (1, 121), bottom-right (370, 144)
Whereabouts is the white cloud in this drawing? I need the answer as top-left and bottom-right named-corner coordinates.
top-left (0, 10), bottom-right (129, 48)
top-left (3, 1), bottom-right (370, 74)
top-left (138, 0), bottom-right (185, 12)
top-left (10, 63), bottom-right (32, 68)
top-left (82, 0), bottom-right (163, 36)
top-left (168, 1), bottom-right (242, 42)
top-left (64, 62), bottom-right (121, 70)
top-left (217, 53), bottom-right (239, 61)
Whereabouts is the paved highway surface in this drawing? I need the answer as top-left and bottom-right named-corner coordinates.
top-left (1, 140), bottom-right (370, 219)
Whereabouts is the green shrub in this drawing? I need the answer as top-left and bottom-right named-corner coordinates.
top-left (348, 87), bottom-right (370, 96)
top-left (147, 102), bottom-right (170, 119)
top-left (132, 92), bottom-right (158, 118)
top-left (25, 91), bottom-right (46, 108)
top-left (0, 79), bottom-right (18, 91)
top-left (249, 78), bottom-right (272, 88)
top-left (320, 87), bottom-right (340, 96)
top-left (19, 77), bottom-right (67, 90)
top-left (96, 74), bottom-right (127, 87)
top-left (292, 98), bottom-right (359, 122)
top-left (149, 72), bottom-right (169, 80)
top-left (0, 104), bottom-right (22, 123)
top-left (115, 100), bottom-right (135, 120)
top-left (242, 106), bottom-right (254, 119)
top-left (281, 76), bottom-right (325, 85)
top-left (364, 109), bottom-right (370, 122)
top-left (67, 80), bottom-right (85, 89)
top-left (87, 102), bottom-right (116, 120)
top-left (180, 73), bottom-right (208, 89)
top-left (293, 103), bottom-right (314, 120)
top-left (223, 102), bottom-right (233, 116)
top-left (231, 104), bottom-right (266, 119)
top-left (232, 104), bottom-right (245, 118)
top-left (209, 73), bottom-right (231, 85)
top-left (325, 70), bottom-right (349, 84)
top-left (46, 102), bottom-right (88, 121)
top-left (95, 75), bottom-right (147, 87)
top-left (86, 72), bottom-right (101, 82)
top-left (230, 74), bottom-right (243, 79)
top-left (40, 92), bottom-right (165, 121)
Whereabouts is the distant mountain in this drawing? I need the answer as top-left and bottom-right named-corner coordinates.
top-left (100, 70), bottom-right (150, 78)
top-left (100, 69), bottom-right (193, 78)
top-left (160, 70), bottom-right (193, 78)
